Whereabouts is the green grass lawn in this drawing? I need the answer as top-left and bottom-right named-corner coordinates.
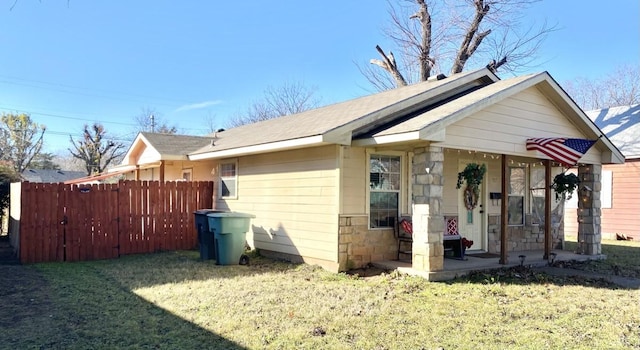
top-left (1, 240), bottom-right (638, 349)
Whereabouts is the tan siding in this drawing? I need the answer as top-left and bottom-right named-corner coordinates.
top-left (439, 87), bottom-right (601, 164)
top-left (341, 146), bottom-right (367, 214)
top-left (136, 145), bottom-right (161, 164)
top-left (216, 145), bottom-right (340, 263)
top-left (443, 151), bottom-right (503, 216)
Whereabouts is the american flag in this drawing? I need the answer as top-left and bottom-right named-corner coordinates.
top-left (526, 138), bottom-right (596, 166)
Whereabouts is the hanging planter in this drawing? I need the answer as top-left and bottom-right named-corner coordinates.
top-left (456, 163), bottom-right (486, 210)
top-left (550, 172), bottom-right (580, 200)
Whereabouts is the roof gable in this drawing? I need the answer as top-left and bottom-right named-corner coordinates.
top-left (357, 72), bottom-right (624, 164)
top-left (121, 132), bottom-right (214, 165)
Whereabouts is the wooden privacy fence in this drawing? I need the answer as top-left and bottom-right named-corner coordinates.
top-left (18, 180), bottom-right (214, 263)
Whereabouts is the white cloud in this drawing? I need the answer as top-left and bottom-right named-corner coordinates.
top-left (175, 100), bottom-right (222, 112)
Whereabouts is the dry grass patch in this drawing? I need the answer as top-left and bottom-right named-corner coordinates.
top-left (4, 241), bottom-right (638, 349)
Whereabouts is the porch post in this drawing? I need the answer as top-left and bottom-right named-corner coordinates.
top-left (577, 164), bottom-right (602, 255)
top-left (159, 161), bottom-right (165, 182)
top-left (499, 154), bottom-right (508, 264)
top-left (544, 159), bottom-right (552, 259)
top-left (411, 145), bottom-right (445, 272)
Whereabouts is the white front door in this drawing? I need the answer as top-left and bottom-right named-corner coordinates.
top-left (457, 160), bottom-right (486, 251)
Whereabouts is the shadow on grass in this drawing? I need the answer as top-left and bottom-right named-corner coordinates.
top-left (5, 262), bottom-right (249, 349)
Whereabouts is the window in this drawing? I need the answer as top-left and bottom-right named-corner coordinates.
top-left (529, 166), bottom-right (562, 224)
top-left (369, 154), bottom-right (401, 228)
top-left (219, 160), bottom-right (237, 198)
top-left (508, 167), bottom-right (525, 226)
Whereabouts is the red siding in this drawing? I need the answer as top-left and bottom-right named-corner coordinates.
top-left (565, 161), bottom-right (640, 240)
top-left (602, 161), bottom-right (640, 239)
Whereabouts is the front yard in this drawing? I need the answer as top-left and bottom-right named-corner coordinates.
top-left (0, 240), bottom-right (638, 349)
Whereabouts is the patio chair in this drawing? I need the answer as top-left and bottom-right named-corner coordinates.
top-left (396, 215), bottom-right (412, 261)
top-left (443, 216), bottom-right (465, 260)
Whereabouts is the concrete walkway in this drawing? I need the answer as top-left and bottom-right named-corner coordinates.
top-left (373, 249), bottom-right (640, 288)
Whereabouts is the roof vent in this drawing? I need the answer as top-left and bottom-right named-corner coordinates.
top-left (427, 73), bottom-right (447, 82)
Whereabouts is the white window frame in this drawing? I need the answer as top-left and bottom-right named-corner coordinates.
top-left (181, 168), bottom-right (193, 181)
top-left (601, 169), bottom-right (612, 209)
top-left (218, 159), bottom-right (238, 199)
top-left (367, 151), bottom-right (405, 229)
top-left (507, 166), bottom-right (525, 226)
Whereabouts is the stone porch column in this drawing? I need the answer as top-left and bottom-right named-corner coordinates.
top-left (577, 164), bottom-right (602, 255)
top-left (411, 145), bottom-right (445, 271)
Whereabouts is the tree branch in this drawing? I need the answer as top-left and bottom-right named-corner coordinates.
top-left (451, 0), bottom-right (491, 74)
top-left (372, 45), bottom-right (408, 87)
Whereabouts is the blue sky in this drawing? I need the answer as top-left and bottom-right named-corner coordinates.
top-left (0, 1), bottom-right (638, 153)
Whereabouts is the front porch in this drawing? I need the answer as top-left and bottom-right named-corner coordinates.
top-left (372, 249), bottom-right (605, 281)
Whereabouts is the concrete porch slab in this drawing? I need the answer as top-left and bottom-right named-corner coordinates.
top-left (371, 250), bottom-right (606, 281)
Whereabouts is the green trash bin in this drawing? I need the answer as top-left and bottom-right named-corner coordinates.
top-left (194, 209), bottom-right (224, 260)
top-left (206, 212), bottom-right (255, 265)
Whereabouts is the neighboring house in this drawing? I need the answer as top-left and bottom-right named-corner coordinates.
top-left (121, 67), bottom-right (623, 277)
top-left (21, 169), bottom-right (86, 183)
top-left (565, 104), bottom-right (640, 241)
top-left (111, 132), bottom-right (217, 182)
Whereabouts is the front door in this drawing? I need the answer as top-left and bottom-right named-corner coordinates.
top-left (457, 160), bottom-right (486, 251)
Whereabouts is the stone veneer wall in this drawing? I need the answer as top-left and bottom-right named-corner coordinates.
top-left (576, 164), bottom-right (602, 255)
top-left (338, 215), bottom-right (397, 271)
top-left (487, 214), bottom-right (564, 253)
top-left (411, 146), bottom-right (445, 272)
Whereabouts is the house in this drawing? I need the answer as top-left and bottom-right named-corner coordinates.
top-left (120, 68), bottom-right (624, 278)
top-left (21, 169), bottom-right (86, 183)
top-left (111, 132), bottom-right (216, 182)
top-left (564, 104), bottom-right (640, 241)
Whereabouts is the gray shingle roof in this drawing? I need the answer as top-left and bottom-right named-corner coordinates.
top-left (586, 104), bottom-right (640, 158)
top-left (21, 169), bottom-right (87, 183)
top-left (190, 68), bottom-right (497, 156)
top-left (139, 133), bottom-right (214, 156)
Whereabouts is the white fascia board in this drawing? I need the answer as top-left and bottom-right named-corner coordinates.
top-left (601, 151), bottom-right (626, 164)
top-left (188, 135), bottom-right (326, 160)
top-left (352, 131), bottom-right (420, 147)
top-left (107, 161), bottom-right (162, 173)
top-left (322, 131), bottom-right (352, 145)
top-left (418, 128), bottom-right (446, 141)
top-left (162, 155), bottom-right (190, 161)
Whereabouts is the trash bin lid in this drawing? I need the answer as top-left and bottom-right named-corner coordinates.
top-left (194, 209), bottom-right (226, 214)
top-left (206, 211), bottom-right (256, 218)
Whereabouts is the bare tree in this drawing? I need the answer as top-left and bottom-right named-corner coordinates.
top-left (29, 152), bottom-right (61, 170)
top-left (203, 111), bottom-right (221, 134)
top-left (227, 81), bottom-right (321, 127)
top-left (69, 123), bottom-right (126, 175)
top-left (53, 151), bottom-right (86, 172)
top-left (0, 113), bottom-right (46, 173)
top-left (563, 64), bottom-right (640, 111)
top-left (134, 107), bottom-right (178, 134)
top-left (362, 0), bottom-right (556, 90)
